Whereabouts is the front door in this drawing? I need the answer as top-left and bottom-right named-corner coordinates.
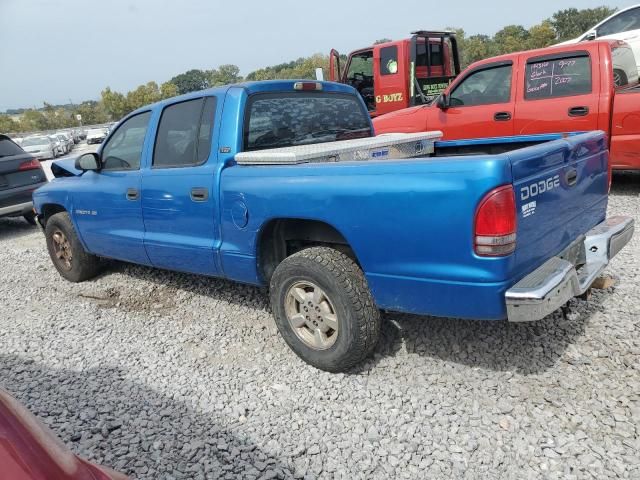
top-left (141, 96), bottom-right (220, 276)
top-left (72, 111), bottom-right (152, 265)
top-left (428, 61), bottom-right (515, 140)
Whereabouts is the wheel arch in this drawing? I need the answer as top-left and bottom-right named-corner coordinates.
top-left (40, 203), bottom-right (67, 226)
top-left (256, 218), bottom-right (360, 284)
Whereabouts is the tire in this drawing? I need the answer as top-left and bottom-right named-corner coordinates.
top-left (270, 247), bottom-right (380, 372)
top-left (23, 212), bottom-right (37, 226)
top-left (45, 212), bottom-right (101, 282)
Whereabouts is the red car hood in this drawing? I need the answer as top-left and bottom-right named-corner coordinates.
top-left (0, 389), bottom-right (127, 480)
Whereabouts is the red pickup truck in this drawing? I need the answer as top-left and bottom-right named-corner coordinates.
top-left (373, 40), bottom-right (640, 170)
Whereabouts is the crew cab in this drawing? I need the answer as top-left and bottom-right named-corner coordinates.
top-left (373, 40), bottom-right (640, 171)
top-left (33, 81), bottom-right (633, 372)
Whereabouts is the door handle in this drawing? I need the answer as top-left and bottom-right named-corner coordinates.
top-left (565, 168), bottom-right (578, 186)
top-left (126, 188), bottom-right (139, 201)
top-left (568, 106), bottom-right (589, 117)
top-left (494, 112), bottom-right (512, 121)
top-left (190, 187), bottom-right (209, 202)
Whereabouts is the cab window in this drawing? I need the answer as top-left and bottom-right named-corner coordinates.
top-left (611, 44), bottom-right (640, 87)
top-left (153, 97), bottom-right (216, 168)
top-left (380, 46), bottom-right (398, 75)
top-left (524, 55), bottom-right (592, 100)
top-left (449, 64), bottom-right (512, 106)
top-left (101, 111), bottom-right (151, 171)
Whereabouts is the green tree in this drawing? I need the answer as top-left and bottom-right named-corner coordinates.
top-left (551, 7), bottom-right (617, 42)
top-left (160, 81), bottom-right (178, 99)
top-left (73, 101), bottom-right (109, 125)
top-left (527, 20), bottom-right (557, 50)
top-left (19, 110), bottom-right (48, 132)
top-left (208, 64), bottom-right (242, 86)
top-left (0, 115), bottom-right (19, 133)
top-left (168, 69), bottom-right (210, 95)
top-left (101, 87), bottom-right (129, 121)
top-left (493, 25), bottom-right (530, 55)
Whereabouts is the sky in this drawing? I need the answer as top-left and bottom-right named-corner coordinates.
top-left (0, 0), bottom-right (636, 111)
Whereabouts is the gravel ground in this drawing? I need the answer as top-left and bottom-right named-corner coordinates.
top-left (0, 173), bottom-right (638, 479)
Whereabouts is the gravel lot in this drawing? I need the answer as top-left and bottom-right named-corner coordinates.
top-left (0, 173), bottom-right (638, 479)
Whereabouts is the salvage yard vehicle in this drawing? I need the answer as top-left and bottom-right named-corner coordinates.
top-left (21, 135), bottom-right (56, 161)
top-left (0, 135), bottom-right (47, 225)
top-left (330, 31), bottom-right (461, 117)
top-left (373, 39), bottom-right (640, 171)
top-left (86, 127), bottom-right (108, 144)
top-left (33, 80), bottom-right (633, 372)
top-left (559, 4), bottom-right (640, 76)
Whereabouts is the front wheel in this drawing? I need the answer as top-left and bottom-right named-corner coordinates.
top-left (45, 212), bottom-right (102, 282)
top-left (270, 247), bottom-right (380, 372)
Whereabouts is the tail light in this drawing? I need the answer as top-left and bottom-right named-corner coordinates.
top-left (474, 185), bottom-right (517, 256)
top-left (18, 159), bottom-right (41, 171)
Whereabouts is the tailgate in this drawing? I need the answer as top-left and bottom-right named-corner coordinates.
top-left (509, 131), bottom-right (609, 279)
top-left (0, 154), bottom-right (47, 191)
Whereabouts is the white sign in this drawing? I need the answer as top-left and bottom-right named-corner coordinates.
top-left (75, 114), bottom-right (82, 121)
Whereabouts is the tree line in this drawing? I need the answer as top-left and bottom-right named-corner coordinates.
top-left (0, 6), bottom-right (615, 134)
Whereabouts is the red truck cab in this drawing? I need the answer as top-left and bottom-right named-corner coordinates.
top-left (373, 40), bottom-right (640, 170)
top-left (330, 31), bottom-right (460, 117)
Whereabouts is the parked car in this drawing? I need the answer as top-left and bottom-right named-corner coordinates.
top-left (86, 128), bottom-right (107, 144)
top-left (0, 134), bottom-right (47, 224)
top-left (33, 81), bottom-right (633, 372)
top-left (373, 39), bottom-right (640, 171)
top-left (0, 388), bottom-right (127, 480)
top-left (559, 4), bottom-right (640, 78)
top-left (48, 135), bottom-right (64, 157)
top-left (21, 136), bottom-right (56, 160)
top-left (11, 136), bottom-right (24, 146)
top-left (56, 132), bottom-right (73, 152)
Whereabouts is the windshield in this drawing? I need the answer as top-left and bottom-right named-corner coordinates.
top-left (244, 92), bottom-right (371, 151)
top-left (22, 137), bottom-right (49, 146)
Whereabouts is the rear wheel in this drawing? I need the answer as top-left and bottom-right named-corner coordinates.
top-left (270, 247), bottom-right (380, 372)
top-left (45, 212), bottom-right (101, 282)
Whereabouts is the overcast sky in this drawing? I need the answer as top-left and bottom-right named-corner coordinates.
top-left (0, 0), bottom-right (635, 110)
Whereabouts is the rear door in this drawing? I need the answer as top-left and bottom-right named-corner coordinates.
top-left (141, 95), bottom-right (221, 276)
top-left (427, 61), bottom-right (515, 139)
top-left (514, 49), bottom-right (600, 135)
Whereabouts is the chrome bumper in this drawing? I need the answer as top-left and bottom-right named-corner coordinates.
top-left (506, 216), bottom-right (634, 322)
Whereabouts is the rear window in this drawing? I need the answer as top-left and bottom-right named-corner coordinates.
top-left (525, 54), bottom-right (592, 100)
top-left (244, 93), bottom-right (372, 151)
top-left (0, 137), bottom-right (25, 158)
top-left (611, 44), bottom-right (639, 88)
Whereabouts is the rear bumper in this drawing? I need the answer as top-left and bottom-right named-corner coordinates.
top-left (506, 216), bottom-right (634, 322)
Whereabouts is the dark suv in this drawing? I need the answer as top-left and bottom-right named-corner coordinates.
top-left (0, 135), bottom-right (48, 224)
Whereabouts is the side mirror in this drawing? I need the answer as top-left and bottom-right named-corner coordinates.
top-left (75, 152), bottom-right (100, 172)
top-left (585, 31), bottom-right (596, 41)
top-left (436, 94), bottom-right (450, 110)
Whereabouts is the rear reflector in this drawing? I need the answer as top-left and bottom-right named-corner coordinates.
top-left (474, 185), bottom-right (517, 257)
top-left (293, 82), bottom-right (323, 91)
top-left (18, 159), bottom-right (41, 171)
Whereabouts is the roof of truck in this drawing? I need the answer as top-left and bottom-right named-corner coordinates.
top-left (468, 39), bottom-right (624, 70)
top-left (128, 80), bottom-right (357, 117)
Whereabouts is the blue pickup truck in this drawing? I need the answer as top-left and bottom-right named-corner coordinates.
top-left (33, 80), bottom-right (634, 372)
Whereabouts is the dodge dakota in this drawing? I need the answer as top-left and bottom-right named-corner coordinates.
top-left (33, 80), bottom-right (634, 371)
top-left (373, 39), bottom-right (640, 171)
